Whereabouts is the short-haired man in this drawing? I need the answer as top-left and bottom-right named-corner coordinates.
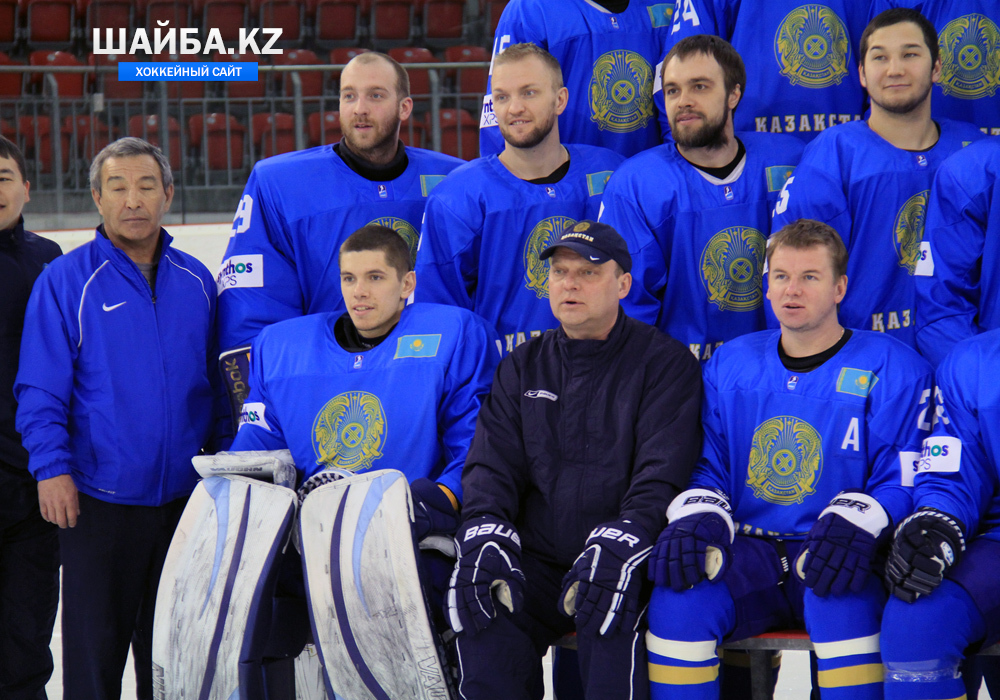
top-left (772, 8), bottom-right (984, 349)
top-left (448, 220), bottom-right (702, 700)
top-left (646, 219), bottom-right (933, 700)
top-left (881, 328), bottom-right (1000, 700)
top-left (869, 0), bottom-right (1000, 135)
top-left (915, 138), bottom-right (1000, 366)
top-left (479, 0), bottom-right (673, 158)
top-left (0, 135), bottom-right (61, 699)
top-left (416, 43), bottom-right (624, 353)
top-left (218, 52), bottom-right (463, 353)
top-left (15, 137), bottom-right (226, 700)
top-left (600, 34), bottom-right (804, 363)
top-left (659, 0), bottom-right (870, 142)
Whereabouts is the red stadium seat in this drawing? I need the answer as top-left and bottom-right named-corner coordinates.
top-left (0, 118), bottom-right (15, 141)
top-left (482, 0), bottom-right (508, 37)
top-left (29, 50), bottom-right (86, 97)
top-left (86, 0), bottom-right (133, 46)
top-left (314, 0), bottom-right (362, 47)
top-left (369, 0), bottom-right (413, 47)
top-left (389, 46), bottom-right (437, 98)
top-left (152, 51), bottom-right (205, 99)
top-left (88, 52), bottom-right (144, 99)
top-left (189, 113), bottom-right (246, 170)
top-left (251, 111), bottom-right (295, 158)
top-left (0, 52), bottom-right (24, 97)
top-left (127, 114), bottom-right (182, 169)
top-left (144, 0), bottom-right (191, 37)
top-left (25, 0), bottom-right (75, 49)
top-left (201, 0), bottom-right (247, 43)
top-left (328, 46), bottom-right (366, 88)
top-left (17, 115), bottom-right (53, 173)
top-left (272, 48), bottom-right (322, 97)
top-left (429, 108), bottom-right (476, 160)
top-left (444, 45), bottom-right (488, 96)
top-left (422, 0), bottom-right (465, 44)
top-left (307, 110), bottom-right (341, 146)
top-left (0, 0), bottom-right (18, 49)
top-left (255, 0), bottom-right (303, 44)
top-left (399, 116), bottom-right (424, 148)
top-left (61, 114), bottom-right (113, 170)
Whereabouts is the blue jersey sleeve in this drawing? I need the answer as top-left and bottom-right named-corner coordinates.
top-left (687, 355), bottom-right (733, 498)
top-left (598, 170), bottom-right (665, 326)
top-left (437, 316), bottom-right (502, 501)
top-left (229, 330), bottom-right (290, 456)
top-left (771, 139), bottom-right (852, 242)
top-left (911, 346), bottom-right (995, 537)
top-left (415, 181), bottom-right (481, 310)
top-left (915, 154), bottom-right (987, 367)
top-left (217, 168), bottom-right (305, 351)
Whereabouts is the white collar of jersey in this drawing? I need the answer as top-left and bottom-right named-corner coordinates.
top-left (691, 152), bottom-right (747, 187)
top-left (580, 0), bottom-right (613, 14)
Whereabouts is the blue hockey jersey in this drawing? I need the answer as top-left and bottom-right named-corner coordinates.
top-left (599, 131), bottom-right (803, 362)
top-left (771, 119), bottom-right (984, 348)
top-left (661, 0), bottom-right (869, 142)
top-left (915, 138), bottom-right (1000, 367)
top-left (229, 303), bottom-right (501, 498)
top-left (217, 145), bottom-right (463, 351)
top-left (480, 0), bottom-right (673, 158)
top-left (870, 0), bottom-right (1000, 136)
top-left (910, 331), bottom-right (1000, 543)
top-left (415, 144), bottom-right (624, 353)
top-left (691, 329), bottom-right (933, 538)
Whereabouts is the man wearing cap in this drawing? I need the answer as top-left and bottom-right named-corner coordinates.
top-left (446, 220), bottom-right (702, 700)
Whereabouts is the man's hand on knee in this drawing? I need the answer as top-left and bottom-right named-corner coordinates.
top-left (38, 474), bottom-right (80, 528)
top-left (560, 519), bottom-right (652, 637)
top-left (649, 489), bottom-right (734, 592)
top-left (885, 508), bottom-right (965, 603)
top-left (447, 516), bottom-right (525, 635)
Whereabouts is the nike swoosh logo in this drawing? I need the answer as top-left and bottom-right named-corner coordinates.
top-left (589, 256), bottom-right (600, 261)
top-left (102, 302), bottom-right (126, 312)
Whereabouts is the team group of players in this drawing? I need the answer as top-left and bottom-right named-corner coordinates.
top-left (5, 0), bottom-right (1000, 698)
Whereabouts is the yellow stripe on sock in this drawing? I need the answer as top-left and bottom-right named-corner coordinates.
top-left (817, 663), bottom-right (884, 688)
top-left (649, 663), bottom-right (719, 685)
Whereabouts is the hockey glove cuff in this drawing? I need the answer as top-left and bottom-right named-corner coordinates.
top-left (447, 516), bottom-right (525, 635)
top-left (560, 519), bottom-right (652, 637)
top-left (649, 489), bottom-right (734, 591)
top-left (886, 508), bottom-right (966, 603)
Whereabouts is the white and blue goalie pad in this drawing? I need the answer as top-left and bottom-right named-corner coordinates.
top-left (299, 469), bottom-right (455, 700)
top-left (152, 457), bottom-right (297, 700)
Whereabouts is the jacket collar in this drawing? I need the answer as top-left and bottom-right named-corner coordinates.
top-left (0, 216), bottom-right (25, 250)
top-left (94, 224), bottom-right (171, 265)
top-left (556, 306), bottom-right (627, 358)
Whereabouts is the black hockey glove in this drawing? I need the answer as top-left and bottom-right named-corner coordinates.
top-left (410, 478), bottom-right (459, 540)
top-left (886, 508), bottom-right (966, 603)
top-left (796, 492), bottom-right (889, 597)
top-left (560, 519), bottom-right (652, 637)
top-left (648, 489), bottom-right (734, 591)
top-left (446, 516), bottom-right (525, 634)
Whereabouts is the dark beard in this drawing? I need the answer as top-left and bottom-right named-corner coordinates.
top-left (499, 113), bottom-right (556, 149)
top-left (672, 106), bottom-right (730, 150)
top-left (870, 82), bottom-right (933, 115)
top-left (342, 115), bottom-right (401, 162)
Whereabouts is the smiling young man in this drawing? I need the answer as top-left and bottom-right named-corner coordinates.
top-left (772, 8), bottom-right (984, 349)
top-left (416, 43), bottom-right (623, 353)
top-left (14, 137), bottom-right (226, 700)
top-left (645, 218), bottom-right (933, 700)
top-left (217, 52), bottom-right (463, 368)
top-left (599, 34), bottom-right (804, 364)
top-left (448, 220), bottom-right (701, 700)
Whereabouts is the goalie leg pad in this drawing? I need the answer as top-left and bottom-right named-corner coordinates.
top-left (152, 476), bottom-right (297, 700)
top-left (299, 470), bottom-right (455, 700)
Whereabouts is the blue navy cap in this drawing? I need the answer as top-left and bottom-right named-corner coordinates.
top-left (540, 220), bottom-right (632, 273)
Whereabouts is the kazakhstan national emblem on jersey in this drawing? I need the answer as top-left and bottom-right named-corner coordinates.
top-left (366, 217), bottom-right (419, 263)
top-left (700, 226), bottom-right (766, 311)
top-left (893, 190), bottom-right (929, 275)
top-left (938, 14), bottom-right (1000, 99)
top-left (747, 416), bottom-right (823, 505)
top-left (523, 215), bottom-right (577, 299)
top-left (312, 391), bottom-right (387, 471)
top-left (589, 50), bottom-right (655, 133)
top-left (774, 5), bottom-right (850, 88)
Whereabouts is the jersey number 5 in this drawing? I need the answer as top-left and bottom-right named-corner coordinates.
top-left (773, 176), bottom-right (794, 217)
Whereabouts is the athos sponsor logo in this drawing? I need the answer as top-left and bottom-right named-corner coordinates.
top-left (216, 255), bottom-right (263, 294)
top-left (915, 436), bottom-right (962, 474)
top-left (238, 402), bottom-right (270, 431)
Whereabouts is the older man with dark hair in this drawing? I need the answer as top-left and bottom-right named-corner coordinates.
top-left (15, 137), bottom-right (227, 700)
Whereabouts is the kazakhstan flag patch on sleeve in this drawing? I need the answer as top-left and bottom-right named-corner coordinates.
top-left (836, 368), bottom-right (876, 397)
top-left (766, 165), bottom-right (796, 193)
top-left (394, 334), bottom-right (442, 359)
top-left (647, 3), bottom-right (673, 27)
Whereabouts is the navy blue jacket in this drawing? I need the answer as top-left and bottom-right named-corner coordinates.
top-left (0, 218), bottom-right (61, 477)
top-left (15, 228), bottom-right (227, 506)
top-left (461, 309), bottom-right (702, 567)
